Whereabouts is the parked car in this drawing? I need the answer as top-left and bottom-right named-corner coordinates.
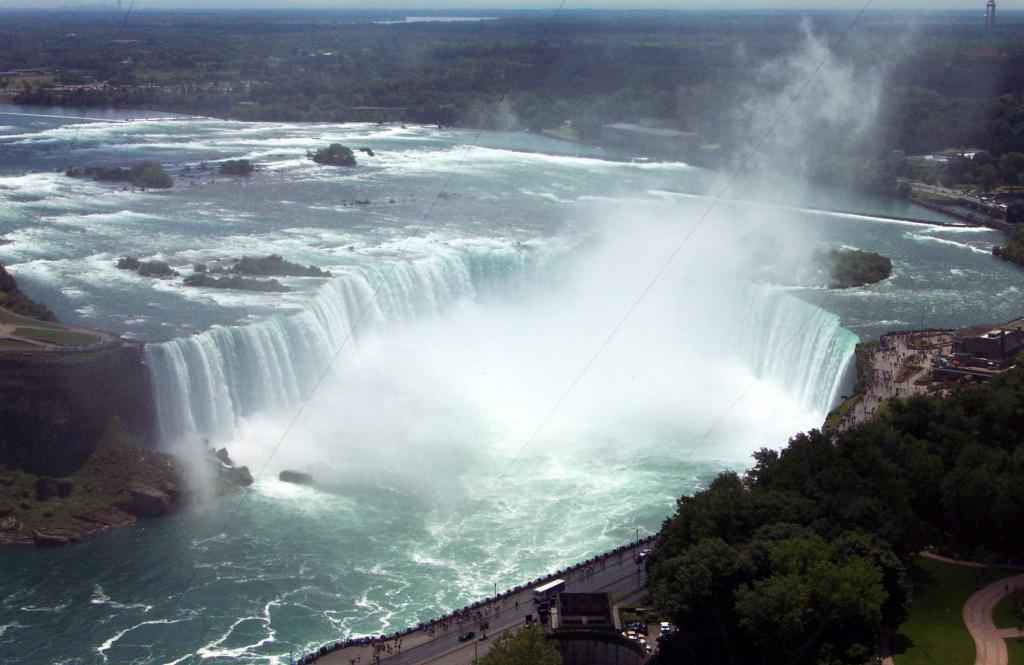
top-left (458, 631), bottom-right (476, 642)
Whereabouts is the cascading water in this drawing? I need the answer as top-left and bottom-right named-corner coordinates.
top-left (144, 242), bottom-right (546, 445)
top-left (741, 286), bottom-right (858, 414)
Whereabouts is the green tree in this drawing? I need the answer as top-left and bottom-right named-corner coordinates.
top-left (128, 161), bottom-right (173, 189)
top-left (308, 143), bottom-right (357, 167)
top-left (478, 626), bottom-right (561, 665)
top-left (979, 164), bottom-right (1000, 192)
top-left (735, 534), bottom-right (885, 665)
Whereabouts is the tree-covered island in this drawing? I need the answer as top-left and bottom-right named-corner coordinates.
top-left (66, 161), bottom-right (173, 189)
top-left (308, 143), bottom-right (357, 167)
top-left (820, 248), bottom-right (893, 289)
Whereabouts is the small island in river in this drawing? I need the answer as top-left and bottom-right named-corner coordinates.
top-left (821, 248), bottom-right (893, 289)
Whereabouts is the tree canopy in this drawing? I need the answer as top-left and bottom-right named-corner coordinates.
top-left (308, 144), bottom-right (357, 167)
top-left (478, 626), bottom-right (562, 665)
top-left (650, 366), bottom-right (1024, 664)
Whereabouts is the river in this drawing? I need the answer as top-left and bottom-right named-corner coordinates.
top-left (0, 105), bottom-right (1020, 664)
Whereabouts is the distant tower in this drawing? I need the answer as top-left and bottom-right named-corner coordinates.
top-left (987, 0), bottom-right (996, 31)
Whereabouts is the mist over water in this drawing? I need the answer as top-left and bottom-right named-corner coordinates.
top-left (1, 101), bottom-right (1023, 664)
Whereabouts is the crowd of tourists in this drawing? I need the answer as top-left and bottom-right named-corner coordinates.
top-left (833, 329), bottom-right (951, 433)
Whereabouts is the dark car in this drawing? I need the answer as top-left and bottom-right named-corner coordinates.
top-left (459, 631), bottom-right (476, 642)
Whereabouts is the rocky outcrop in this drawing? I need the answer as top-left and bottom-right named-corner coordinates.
top-left (33, 532), bottom-right (70, 547)
top-left (213, 447), bottom-right (253, 492)
top-left (279, 470), bottom-right (315, 486)
top-left (119, 484), bottom-right (176, 518)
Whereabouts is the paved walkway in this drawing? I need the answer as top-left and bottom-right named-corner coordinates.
top-left (835, 330), bottom-right (952, 432)
top-left (963, 575), bottom-right (1024, 665)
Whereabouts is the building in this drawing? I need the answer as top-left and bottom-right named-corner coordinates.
top-left (548, 593), bottom-right (649, 665)
top-left (952, 328), bottom-right (1022, 369)
top-left (553, 593), bottom-right (616, 630)
top-left (987, 0), bottom-right (997, 31)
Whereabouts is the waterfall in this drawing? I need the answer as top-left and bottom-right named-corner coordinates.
top-left (741, 286), bottom-right (858, 414)
top-left (145, 241), bottom-right (858, 447)
top-left (144, 242), bottom-right (544, 445)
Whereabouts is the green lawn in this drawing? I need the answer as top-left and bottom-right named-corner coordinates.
top-left (995, 589), bottom-right (1024, 630)
top-left (891, 558), bottom-right (997, 665)
top-left (0, 305), bottom-right (61, 327)
top-left (0, 339), bottom-right (37, 350)
top-left (12, 327), bottom-right (100, 346)
top-left (1007, 637), bottom-right (1024, 665)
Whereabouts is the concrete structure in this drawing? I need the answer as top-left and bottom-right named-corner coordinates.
top-left (548, 630), bottom-right (648, 665)
top-left (952, 329), bottom-right (1023, 369)
top-left (600, 122), bottom-right (702, 160)
top-left (549, 593), bottom-right (648, 665)
top-left (553, 593), bottom-right (616, 630)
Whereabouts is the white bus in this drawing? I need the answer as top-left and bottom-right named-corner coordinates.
top-left (533, 578), bottom-right (566, 604)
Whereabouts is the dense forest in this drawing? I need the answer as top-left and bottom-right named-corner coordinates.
top-left (649, 368), bottom-right (1024, 665)
top-left (4, 10), bottom-right (1024, 195)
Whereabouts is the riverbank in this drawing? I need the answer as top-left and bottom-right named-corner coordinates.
top-left (298, 537), bottom-right (655, 665)
top-left (824, 313), bottom-right (1024, 434)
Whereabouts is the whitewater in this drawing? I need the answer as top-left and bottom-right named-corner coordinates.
top-left (1, 105), bottom-right (1022, 664)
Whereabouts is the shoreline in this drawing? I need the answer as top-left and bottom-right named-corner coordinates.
top-left (298, 536), bottom-right (656, 665)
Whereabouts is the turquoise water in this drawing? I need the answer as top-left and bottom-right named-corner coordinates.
top-left (0, 105), bottom-right (1021, 664)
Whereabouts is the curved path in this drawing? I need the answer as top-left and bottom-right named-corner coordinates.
top-left (963, 574), bottom-right (1024, 665)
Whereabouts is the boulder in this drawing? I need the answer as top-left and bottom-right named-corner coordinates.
top-left (119, 485), bottom-right (174, 518)
top-left (279, 470), bottom-right (314, 486)
top-left (222, 465), bottom-right (253, 487)
top-left (33, 531), bottom-right (70, 547)
top-left (35, 477), bottom-right (60, 501)
top-left (0, 516), bottom-right (19, 531)
top-left (75, 507), bottom-right (137, 527)
top-left (215, 448), bottom-right (233, 466)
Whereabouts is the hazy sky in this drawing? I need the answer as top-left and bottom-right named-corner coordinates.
top-left (0, 0), bottom-right (1012, 9)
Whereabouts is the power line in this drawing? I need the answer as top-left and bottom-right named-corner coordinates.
top-left (479, 0), bottom-right (877, 494)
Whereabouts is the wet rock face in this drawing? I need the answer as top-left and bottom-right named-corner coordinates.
top-left (0, 345), bottom-right (157, 476)
top-left (119, 485), bottom-right (176, 518)
top-left (33, 532), bottom-right (70, 547)
top-left (34, 478), bottom-right (59, 501)
top-left (222, 466), bottom-right (253, 487)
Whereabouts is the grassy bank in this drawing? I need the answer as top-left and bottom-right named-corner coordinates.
top-left (0, 420), bottom-right (178, 539)
top-left (995, 589), bottom-right (1024, 629)
top-left (892, 558), bottom-right (1008, 665)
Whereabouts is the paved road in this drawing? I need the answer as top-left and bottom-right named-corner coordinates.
top-left (314, 541), bottom-right (652, 665)
top-left (963, 574), bottom-right (1024, 665)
